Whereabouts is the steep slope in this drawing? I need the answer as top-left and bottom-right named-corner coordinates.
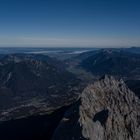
top-left (123, 47), bottom-right (140, 54)
top-left (0, 53), bottom-right (65, 69)
top-left (80, 50), bottom-right (140, 97)
top-left (0, 54), bottom-right (80, 120)
top-left (52, 75), bottom-right (140, 140)
top-left (81, 50), bottom-right (140, 77)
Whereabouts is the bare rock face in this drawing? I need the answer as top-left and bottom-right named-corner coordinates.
top-left (52, 75), bottom-right (140, 140)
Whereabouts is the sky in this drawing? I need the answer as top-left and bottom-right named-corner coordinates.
top-left (0, 0), bottom-right (140, 48)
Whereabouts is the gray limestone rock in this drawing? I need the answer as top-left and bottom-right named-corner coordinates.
top-left (52, 75), bottom-right (140, 140)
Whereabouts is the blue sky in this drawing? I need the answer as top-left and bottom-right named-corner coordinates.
top-left (0, 0), bottom-right (140, 47)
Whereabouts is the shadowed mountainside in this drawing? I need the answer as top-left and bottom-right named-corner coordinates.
top-left (0, 54), bottom-right (81, 120)
top-left (81, 50), bottom-right (140, 77)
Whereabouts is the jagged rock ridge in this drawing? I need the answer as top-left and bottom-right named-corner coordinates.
top-left (52, 75), bottom-right (140, 140)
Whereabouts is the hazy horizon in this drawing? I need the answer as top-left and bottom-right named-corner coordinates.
top-left (0, 0), bottom-right (140, 47)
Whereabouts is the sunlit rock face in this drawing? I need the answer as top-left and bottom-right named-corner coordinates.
top-left (52, 75), bottom-right (140, 140)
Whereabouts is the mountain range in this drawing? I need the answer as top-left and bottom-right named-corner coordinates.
top-left (0, 48), bottom-right (140, 140)
top-left (0, 54), bottom-right (80, 120)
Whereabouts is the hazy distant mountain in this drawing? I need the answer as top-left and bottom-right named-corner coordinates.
top-left (123, 47), bottom-right (140, 54)
top-left (79, 50), bottom-right (140, 98)
top-left (0, 54), bottom-right (80, 114)
top-left (81, 50), bottom-right (140, 77)
top-left (0, 53), bottom-right (66, 69)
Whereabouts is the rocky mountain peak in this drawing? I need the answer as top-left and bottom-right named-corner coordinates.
top-left (79, 75), bottom-right (140, 140)
top-left (52, 75), bottom-right (140, 140)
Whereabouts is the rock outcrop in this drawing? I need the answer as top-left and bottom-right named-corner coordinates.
top-left (52, 75), bottom-right (140, 140)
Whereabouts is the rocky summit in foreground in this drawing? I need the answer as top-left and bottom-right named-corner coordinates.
top-left (52, 75), bottom-right (140, 140)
